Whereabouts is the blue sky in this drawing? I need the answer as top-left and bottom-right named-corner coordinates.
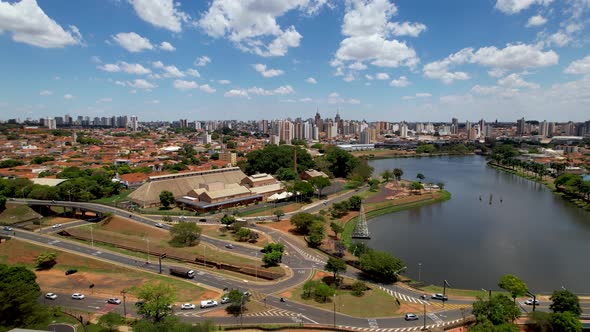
top-left (0, 0), bottom-right (589, 122)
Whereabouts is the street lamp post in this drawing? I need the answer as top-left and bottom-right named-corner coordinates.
top-left (255, 252), bottom-right (258, 280)
top-left (146, 238), bottom-right (150, 264)
top-left (333, 292), bottom-right (336, 328)
top-left (422, 302), bottom-right (426, 331)
top-left (418, 262), bottom-right (422, 282)
top-left (90, 225), bottom-right (94, 248)
top-left (526, 290), bottom-right (537, 312)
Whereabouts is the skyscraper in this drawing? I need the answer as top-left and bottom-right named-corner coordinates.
top-left (516, 117), bottom-right (526, 136)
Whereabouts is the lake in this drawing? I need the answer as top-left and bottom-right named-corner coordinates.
top-left (367, 156), bottom-right (590, 294)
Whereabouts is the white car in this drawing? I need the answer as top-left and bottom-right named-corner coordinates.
top-left (181, 303), bottom-right (196, 310)
top-left (221, 296), bottom-right (230, 304)
top-left (524, 299), bottom-right (540, 305)
top-left (71, 293), bottom-right (85, 300)
top-left (52, 223), bottom-right (63, 229)
top-left (45, 293), bottom-right (58, 300)
top-left (200, 300), bottom-right (218, 308)
top-left (155, 223), bottom-right (164, 228)
top-left (107, 298), bottom-right (121, 305)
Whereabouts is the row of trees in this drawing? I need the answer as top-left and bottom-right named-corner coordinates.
top-left (555, 173), bottom-right (590, 201)
top-left (243, 144), bottom-right (374, 183)
top-left (471, 274), bottom-right (583, 331)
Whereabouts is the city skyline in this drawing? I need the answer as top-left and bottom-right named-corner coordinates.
top-left (1, 0), bottom-right (590, 121)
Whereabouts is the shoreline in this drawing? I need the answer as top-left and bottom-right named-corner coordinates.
top-left (342, 190), bottom-right (452, 248)
top-left (487, 161), bottom-right (590, 212)
top-left (352, 150), bottom-right (477, 160)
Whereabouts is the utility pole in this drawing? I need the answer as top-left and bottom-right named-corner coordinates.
top-left (121, 289), bottom-right (127, 317)
top-left (158, 254), bottom-right (166, 274)
top-left (333, 292), bottom-right (336, 328)
top-left (422, 302), bottom-right (426, 330)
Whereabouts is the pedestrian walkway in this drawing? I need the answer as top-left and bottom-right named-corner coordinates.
top-left (244, 307), bottom-right (299, 317)
top-left (379, 286), bottom-right (430, 305)
top-left (249, 290), bottom-right (266, 302)
top-left (340, 318), bottom-right (463, 331)
top-left (282, 238), bottom-right (325, 263)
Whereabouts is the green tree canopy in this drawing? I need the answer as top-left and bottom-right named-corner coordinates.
top-left (472, 294), bottom-right (520, 326)
top-left (262, 250), bottom-right (283, 266)
top-left (498, 274), bottom-right (528, 302)
top-left (169, 221), bottom-right (201, 247)
top-left (380, 169), bottom-right (393, 182)
top-left (262, 243), bottom-right (285, 254)
top-left (0, 195), bottom-right (6, 213)
top-left (225, 289), bottom-right (248, 316)
top-left (393, 168), bottom-right (403, 181)
top-left (322, 146), bottom-right (360, 178)
top-left (290, 212), bottom-right (321, 234)
top-left (416, 173), bottom-right (425, 181)
top-left (221, 214), bottom-right (236, 226)
top-left (550, 311), bottom-right (582, 332)
top-left (97, 312), bottom-right (123, 332)
top-left (0, 264), bottom-right (49, 330)
top-left (314, 283), bottom-right (335, 303)
top-left (308, 176), bottom-right (331, 197)
top-left (330, 222), bottom-right (344, 238)
top-left (276, 167), bottom-right (298, 181)
top-left (159, 190), bottom-right (175, 208)
top-left (348, 195), bottom-right (362, 211)
top-left (325, 257), bottom-right (347, 284)
top-left (358, 250), bottom-right (405, 283)
top-left (550, 289), bottom-right (581, 315)
top-left (293, 181), bottom-right (314, 200)
top-left (244, 145), bottom-right (315, 175)
top-left (134, 282), bottom-right (176, 322)
top-left (307, 221), bottom-right (325, 247)
top-left (35, 252), bottom-right (57, 270)
top-left (273, 209), bottom-right (285, 221)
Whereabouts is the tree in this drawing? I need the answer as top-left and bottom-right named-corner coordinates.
top-left (314, 283), bottom-right (335, 303)
top-left (0, 195), bottom-right (6, 213)
top-left (273, 209), bottom-right (285, 221)
top-left (307, 220), bottom-right (325, 247)
top-left (393, 168), bottom-right (403, 181)
top-left (98, 312), bottom-right (123, 332)
top-left (351, 281), bottom-right (368, 296)
top-left (436, 182), bottom-right (445, 190)
top-left (358, 250), bottom-right (405, 283)
top-left (325, 257), bottom-right (347, 284)
top-left (35, 252), bottom-right (57, 270)
top-left (472, 294), bottom-right (520, 326)
top-left (225, 289), bottom-right (248, 316)
top-left (349, 159), bottom-right (374, 182)
top-left (302, 280), bottom-right (319, 299)
top-left (380, 169), bottom-right (393, 182)
top-left (221, 214), bottom-right (236, 227)
top-left (0, 264), bottom-right (49, 330)
top-left (159, 190), bottom-right (175, 209)
top-left (262, 250), bottom-right (283, 266)
top-left (330, 222), bottom-right (344, 239)
top-left (262, 243), bottom-right (285, 254)
top-left (293, 181), bottom-right (314, 201)
top-left (308, 176), bottom-right (331, 197)
top-left (234, 228), bottom-right (252, 242)
top-left (498, 274), bottom-right (528, 303)
top-left (550, 312), bottom-right (582, 332)
top-left (348, 195), bottom-right (362, 211)
top-left (550, 289), bottom-right (581, 315)
top-left (244, 145), bottom-right (315, 175)
top-left (323, 146), bottom-right (359, 178)
top-left (410, 181), bottom-right (423, 193)
top-left (527, 311), bottom-right (552, 332)
top-left (416, 173), bottom-right (425, 182)
top-left (169, 221), bottom-right (201, 247)
top-left (349, 242), bottom-right (370, 257)
top-left (276, 167), bottom-right (298, 181)
top-left (134, 282), bottom-right (176, 322)
top-left (290, 212), bottom-right (317, 234)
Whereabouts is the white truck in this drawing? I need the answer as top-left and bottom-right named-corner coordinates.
top-left (169, 266), bottom-right (195, 279)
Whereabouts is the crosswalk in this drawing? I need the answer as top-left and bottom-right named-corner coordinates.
top-left (379, 286), bottom-right (430, 305)
top-left (282, 239), bottom-right (325, 263)
top-left (341, 318), bottom-right (463, 331)
top-left (245, 307), bottom-right (299, 317)
top-left (249, 290), bottom-right (266, 302)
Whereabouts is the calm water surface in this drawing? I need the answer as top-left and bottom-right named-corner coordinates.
top-left (367, 156), bottom-right (590, 294)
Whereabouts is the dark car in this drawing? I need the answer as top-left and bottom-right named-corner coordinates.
top-left (199, 218), bottom-right (207, 222)
top-left (65, 269), bottom-right (78, 275)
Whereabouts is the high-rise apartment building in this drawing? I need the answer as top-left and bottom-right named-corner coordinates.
top-left (516, 117), bottom-right (526, 136)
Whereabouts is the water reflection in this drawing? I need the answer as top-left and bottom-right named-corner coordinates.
top-left (367, 156), bottom-right (590, 294)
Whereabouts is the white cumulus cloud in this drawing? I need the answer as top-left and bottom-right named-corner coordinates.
top-left (198, 0), bottom-right (327, 57)
top-left (129, 0), bottom-right (189, 32)
top-left (526, 15), bottom-right (547, 27)
top-left (253, 64), bottom-right (284, 78)
top-left (564, 55), bottom-right (590, 74)
top-left (375, 72), bottom-right (390, 80)
top-left (63, 94), bottom-right (74, 100)
top-left (0, 0), bottom-right (82, 48)
top-left (39, 90), bottom-right (53, 96)
top-left (305, 77), bottom-right (317, 84)
top-left (390, 76), bottom-right (410, 87)
top-left (186, 69), bottom-right (200, 77)
top-left (387, 21), bottom-right (427, 37)
top-left (497, 73), bottom-right (540, 89)
top-left (112, 32), bottom-right (153, 52)
top-left (218, 79), bottom-right (231, 85)
top-left (495, 0), bottom-right (553, 14)
top-left (194, 56), bottom-right (211, 67)
top-left (173, 80), bottom-right (199, 90)
top-left (98, 62), bottom-right (151, 75)
top-left (159, 41), bottom-right (175, 51)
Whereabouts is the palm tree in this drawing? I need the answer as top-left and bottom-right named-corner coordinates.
top-left (380, 169), bottom-right (393, 182)
top-left (416, 173), bottom-right (425, 182)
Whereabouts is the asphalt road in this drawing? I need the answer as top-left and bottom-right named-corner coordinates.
top-left (7, 198), bottom-right (589, 329)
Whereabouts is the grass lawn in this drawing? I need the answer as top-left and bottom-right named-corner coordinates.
top-left (0, 204), bottom-right (42, 225)
top-left (240, 202), bottom-right (304, 217)
top-left (91, 189), bottom-right (134, 204)
top-left (279, 271), bottom-right (399, 318)
top-left (419, 285), bottom-right (507, 298)
top-left (0, 239), bottom-right (217, 303)
top-left (65, 216), bottom-right (283, 275)
top-left (199, 225), bottom-right (270, 248)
